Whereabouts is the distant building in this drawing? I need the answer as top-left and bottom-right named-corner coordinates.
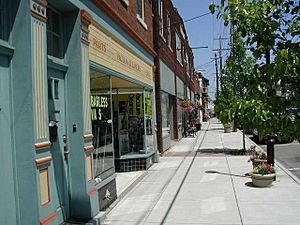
top-left (195, 71), bottom-right (210, 121)
top-left (201, 76), bottom-right (210, 120)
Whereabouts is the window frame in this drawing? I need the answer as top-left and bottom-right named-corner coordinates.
top-left (167, 11), bottom-right (172, 51)
top-left (121, 0), bottom-right (129, 7)
top-left (159, 0), bottom-right (163, 37)
top-left (185, 50), bottom-right (190, 76)
top-left (175, 30), bottom-right (182, 65)
top-left (0, 0), bottom-right (10, 41)
top-left (46, 6), bottom-right (63, 59)
top-left (136, 0), bottom-right (148, 30)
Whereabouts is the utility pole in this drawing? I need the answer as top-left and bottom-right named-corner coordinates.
top-left (213, 37), bottom-right (229, 91)
top-left (213, 53), bottom-right (219, 98)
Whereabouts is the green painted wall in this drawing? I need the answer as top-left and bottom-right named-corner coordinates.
top-left (64, 10), bottom-right (95, 219)
top-left (0, 54), bottom-right (17, 225)
top-left (10, 0), bottom-right (40, 224)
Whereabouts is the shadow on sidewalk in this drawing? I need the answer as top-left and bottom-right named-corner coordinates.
top-left (205, 170), bottom-right (251, 178)
top-left (197, 148), bottom-right (243, 154)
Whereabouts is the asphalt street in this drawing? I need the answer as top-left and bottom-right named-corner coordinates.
top-left (260, 141), bottom-right (300, 179)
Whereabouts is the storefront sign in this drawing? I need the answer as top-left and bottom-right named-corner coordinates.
top-left (89, 23), bottom-right (153, 86)
top-left (127, 94), bottom-right (143, 116)
top-left (91, 95), bottom-right (108, 121)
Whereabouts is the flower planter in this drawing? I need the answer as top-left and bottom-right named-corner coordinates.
top-left (251, 173), bottom-right (276, 187)
top-left (251, 159), bottom-right (267, 169)
top-left (223, 124), bottom-right (231, 133)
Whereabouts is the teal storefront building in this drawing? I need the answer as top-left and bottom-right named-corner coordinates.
top-left (0, 0), bottom-right (157, 224)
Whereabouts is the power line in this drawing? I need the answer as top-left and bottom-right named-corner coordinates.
top-left (162, 12), bottom-right (211, 31)
top-left (195, 59), bottom-right (214, 68)
top-left (183, 12), bottom-right (211, 24)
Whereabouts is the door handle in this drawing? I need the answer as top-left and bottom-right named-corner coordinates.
top-left (64, 146), bottom-right (70, 155)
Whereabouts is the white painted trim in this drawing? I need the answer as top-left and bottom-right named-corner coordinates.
top-left (137, 14), bottom-right (148, 30)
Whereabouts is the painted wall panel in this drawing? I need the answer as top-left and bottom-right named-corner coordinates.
top-left (32, 19), bottom-right (48, 140)
top-left (11, 1), bottom-right (40, 223)
top-left (64, 12), bottom-right (93, 218)
top-left (0, 55), bottom-right (17, 225)
top-left (82, 45), bottom-right (92, 134)
top-left (160, 60), bottom-right (175, 96)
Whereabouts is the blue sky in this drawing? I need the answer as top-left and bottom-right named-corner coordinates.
top-left (172, 0), bottom-right (230, 100)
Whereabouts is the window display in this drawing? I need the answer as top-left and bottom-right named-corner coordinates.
top-left (90, 72), bottom-right (114, 180)
top-left (113, 92), bottom-right (145, 155)
top-left (161, 91), bottom-right (170, 129)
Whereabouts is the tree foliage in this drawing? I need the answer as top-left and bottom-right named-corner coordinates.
top-left (210, 0), bottom-right (300, 140)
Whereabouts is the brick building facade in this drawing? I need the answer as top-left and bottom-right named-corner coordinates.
top-left (153, 0), bottom-right (199, 152)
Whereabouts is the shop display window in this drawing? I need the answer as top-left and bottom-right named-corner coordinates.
top-left (161, 92), bottom-right (171, 138)
top-left (90, 71), bottom-right (114, 180)
top-left (91, 71), bottom-right (155, 171)
top-left (177, 98), bottom-right (184, 137)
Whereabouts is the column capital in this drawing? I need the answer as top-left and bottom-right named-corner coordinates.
top-left (31, 0), bottom-right (47, 22)
top-left (80, 10), bottom-right (93, 45)
top-left (80, 10), bottom-right (92, 26)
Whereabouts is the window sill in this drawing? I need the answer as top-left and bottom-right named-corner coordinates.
top-left (0, 39), bottom-right (14, 56)
top-left (168, 46), bottom-right (173, 52)
top-left (121, 0), bottom-right (129, 7)
top-left (137, 14), bottom-right (148, 30)
top-left (160, 34), bottom-right (166, 43)
top-left (176, 60), bottom-right (183, 67)
top-left (47, 55), bottom-right (69, 72)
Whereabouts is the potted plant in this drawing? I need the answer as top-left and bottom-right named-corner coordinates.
top-left (180, 99), bottom-right (190, 109)
top-left (214, 95), bottom-right (234, 133)
top-left (248, 148), bottom-right (267, 169)
top-left (251, 164), bottom-right (275, 187)
top-left (218, 109), bottom-right (232, 132)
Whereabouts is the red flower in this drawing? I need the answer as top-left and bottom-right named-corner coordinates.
top-left (266, 164), bottom-right (273, 170)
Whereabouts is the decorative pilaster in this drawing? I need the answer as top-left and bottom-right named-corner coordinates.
top-left (31, 0), bottom-right (49, 147)
top-left (80, 10), bottom-right (93, 137)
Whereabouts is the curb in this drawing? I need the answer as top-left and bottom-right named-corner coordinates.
top-left (242, 131), bottom-right (300, 186)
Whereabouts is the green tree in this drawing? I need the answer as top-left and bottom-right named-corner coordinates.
top-left (210, 0), bottom-right (300, 142)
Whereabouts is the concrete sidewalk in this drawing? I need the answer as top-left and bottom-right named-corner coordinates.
top-left (100, 118), bottom-right (300, 225)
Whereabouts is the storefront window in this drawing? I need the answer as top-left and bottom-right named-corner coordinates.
top-left (161, 92), bottom-right (170, 129)
top-left (111, 77), bottom-right (148, 156)
top-left (90, 71), bottom-right (114, 180)
top-left (145, 91), bottom-right (154, 151)
top-left (177, 98), bottom-right (183, 136)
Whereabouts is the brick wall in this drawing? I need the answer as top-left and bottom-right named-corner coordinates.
top-left (92, 0), bottom-right (155, 56)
